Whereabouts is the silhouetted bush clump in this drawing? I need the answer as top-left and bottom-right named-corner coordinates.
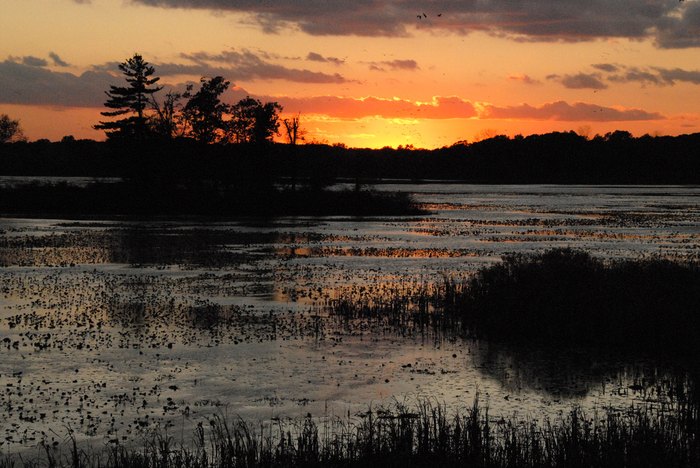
top-left (456, 249), bottom-right (700, 353)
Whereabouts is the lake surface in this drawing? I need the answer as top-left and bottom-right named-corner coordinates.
top-left (1, 184), bottom-right (699, 457)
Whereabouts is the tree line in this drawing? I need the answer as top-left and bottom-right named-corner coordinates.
top-left (3, 130), bottom-right (700, 184)
top-left (94, 53), bottom-right (293, 145)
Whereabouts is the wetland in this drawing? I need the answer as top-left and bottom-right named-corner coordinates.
top-left (1, 183), bottom-right (699, 466)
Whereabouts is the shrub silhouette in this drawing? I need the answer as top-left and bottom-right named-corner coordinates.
top-left (457, 249), bottom-right (700, 354)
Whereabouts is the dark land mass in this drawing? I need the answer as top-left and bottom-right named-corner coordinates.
top-left (0, 140), bottom-right (423, 217)
top-left (2, 130), bottom-right (700, 184)
top-left (0, 182), bottom-right (419, 218)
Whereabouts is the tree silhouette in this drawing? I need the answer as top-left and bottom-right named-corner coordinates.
top-left (283, 113), bottom-right (304, 145)
top-left (150, 90), bottom-right (184, 139)
top-left (94, 54), bottom-right (163, 141)
top-left (229, 97), bottom-right (282, 144)
top-left (182, 76), bottom-right (230, 143)
top-left (0, 114), bottom-right (26, 143)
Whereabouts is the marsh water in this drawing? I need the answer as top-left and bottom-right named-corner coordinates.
top-left (1, 184), bottom-right (699, 457)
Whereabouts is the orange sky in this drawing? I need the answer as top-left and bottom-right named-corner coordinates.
top-left (2, 0), bottom-right (700, 148)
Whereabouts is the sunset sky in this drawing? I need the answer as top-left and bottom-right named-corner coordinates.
top-left (2, 0), bottom-right (700, 148)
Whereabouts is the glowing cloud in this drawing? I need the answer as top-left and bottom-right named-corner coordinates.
top-left (277, 95), bottom-right (477, 119)
top-left (482, 101), bottom-right (663, 122)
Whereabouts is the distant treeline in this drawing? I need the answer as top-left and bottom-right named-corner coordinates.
top-left (1, 130), bottom-right (700, 184)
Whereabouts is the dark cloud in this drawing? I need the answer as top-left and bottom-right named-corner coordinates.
top-left (10, 56), bottom-right (49, 67)
top-left (0, 60), bottom-right (110, 107)
top-left (608, 68), bottom-right (664, 86)
top-left (482, 101), bottom-right (662, 122)
top-left (656, 67), bottom-right (700, 85)
top-left (123, 0), bottom-right (696, 48)
top-left (560, 73), bottom-right (607, 90)
top-left (592, 63), bottom-right (618, 73)
top-left (508, 74), bottom-right (541, 85)
top-left (0, 58), bottom-right (254, 108)
top-left (589, 64), bottom-right (700, 87)
top-left (306, 52), bottom-right (344, 65)
top-left (49, 52), bottom-right (70, 67)
top-left (306, 52), bottom-right (325, 62)
top-left (655, 1), bottom-right (700, 48)
top-left (368, 59), bottom-right (419, 72)
top-left (168, 49), bottom-right (350, 83)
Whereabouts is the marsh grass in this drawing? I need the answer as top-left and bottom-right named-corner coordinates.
top-left (4, 397), bottom-right (698, 468)
top-left (454, 249), bottom-right (700, 354)
top-left (326, 249), bottom-right (700, 356)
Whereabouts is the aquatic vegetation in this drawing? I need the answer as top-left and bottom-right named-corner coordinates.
top-left (4, 397), bottom-right (698, 468)
top-left (327, 249), bottom-right (700, 357)
top-left (454, 249), bottom-right (700, 355)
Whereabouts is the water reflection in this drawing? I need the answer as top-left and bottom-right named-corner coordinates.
top-left (470, 338), bottom-right (697, 407)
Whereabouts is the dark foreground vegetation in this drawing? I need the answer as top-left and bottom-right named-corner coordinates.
top-left (329, 249), bottom-right (700, 357)
top-left (5, 398), bottom-right (698, 468)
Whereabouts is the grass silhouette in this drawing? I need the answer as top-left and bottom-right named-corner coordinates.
top-left (5, 397), bottom-right (698, 468)
top-left (327, 249), bottom-right (700, 356)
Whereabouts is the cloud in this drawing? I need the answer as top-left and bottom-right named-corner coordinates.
top-left (49, 52), bottom-right (70, 67)
top-left (592, 63), bottom-right (618, 73)
top-left (559, 73), bottom-right (607, 90)
top-left (367, 59), bottom-right (419, 72)
top-left (151, 49), bottom-right (351, 83)
top-left (122, 0), bottom-right (697, 48)
top-left (0, 60), bottom-right (111, 107)
top-left (276, 95), bottom-right (476, 119)
top-left (655, 67), bottom-right (700, 85)
top-left (0, 58), bottom-right (254, 108)
top-left (589, 64), bottom-right (700, 87)
top-left (8, 53), bottom-right (70, 68)
top-left (482, 101), bottom-right (662, 122)
top-left (508, 74), bottom-right (540, 85)
top-left (306, 52), bottom-right (344, 66)
top-left (8, 55), bottom-right (49, 67)
top-left (607, 68), bottom-right (664, 86)
top-left (655, 1), bottom-right (700, 48)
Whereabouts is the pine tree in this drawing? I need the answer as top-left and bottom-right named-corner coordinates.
top-left (94, 54), bottom-right (162, 141)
